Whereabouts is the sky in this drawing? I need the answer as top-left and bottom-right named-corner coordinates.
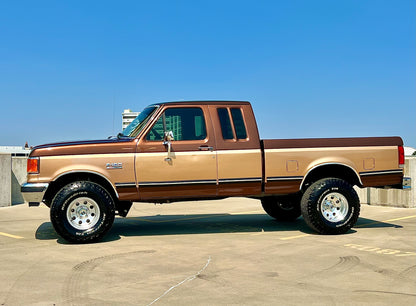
top-left (0, 0), bottom-right (415, 148)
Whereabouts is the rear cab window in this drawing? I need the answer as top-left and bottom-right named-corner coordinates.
top-left (230, 108), bottom-right (247, 139)
top-left (217, 107), bottom-right (248, 141)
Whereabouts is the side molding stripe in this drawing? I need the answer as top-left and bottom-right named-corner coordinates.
top-left (139, 180), bottom-right (217, 187)
top-left (267, 176), bottom-right (303, 181)
top-left (115, 182), bottom-right (137, 188)
top-left (219, 178), bottom-right (262, 184)
top-left (360, 170), bottom-right (403, 176)
top-left (139, 178), bottom-right (263, 187)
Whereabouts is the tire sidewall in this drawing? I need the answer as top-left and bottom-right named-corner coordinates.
top-left (302, 178), bottom-right (360, 234)
top-left (51, 182), bottom-right (115, 242)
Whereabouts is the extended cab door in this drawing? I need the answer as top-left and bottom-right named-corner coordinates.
top-left (135, 105), bottom-right (217, 201)
top-left (208, 103), bottom-right (263, 196)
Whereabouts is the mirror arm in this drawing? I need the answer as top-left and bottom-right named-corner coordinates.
top-left (163, 131), bottom-right (174, 162)
top-left (163, 140), bottom-right (172, 161)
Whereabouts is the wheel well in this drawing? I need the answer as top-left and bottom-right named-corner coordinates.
top-left (43, 172), bottom-right (118, 207)
top-left (301, 164), bottom-right (361, 191)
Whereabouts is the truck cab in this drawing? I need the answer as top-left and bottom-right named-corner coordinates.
top-left (132, 101), bottom-right (262, 201)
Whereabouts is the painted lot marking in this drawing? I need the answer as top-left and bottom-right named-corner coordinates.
top-left (280, 215), bottom-right (416, 240)
top-left (356, 215), bottom-right (416, 228)
top-left (280, 234), bottom-right (311, 240)
top-left (344, 243), bottom-right (416, 257)
top-left (231, 210), bottom-right (264, 215)
top-left (0, 232), bottom-right (24, 239)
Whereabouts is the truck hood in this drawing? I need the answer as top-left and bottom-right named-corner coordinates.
top-left (30, 138), bottom-right (137, 157)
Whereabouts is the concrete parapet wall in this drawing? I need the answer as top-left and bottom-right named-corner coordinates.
top-left (11, 157), bottom-right (28, 205)
top-left (1, 155), bottom-right (415, 207)
top-left (355, 157), bottom-right (415, 208)
top-left (0, 155), bottom-right (27, 206)
top-left (0, 154), bottom-right (12, 207)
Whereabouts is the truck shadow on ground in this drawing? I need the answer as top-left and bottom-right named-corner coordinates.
top-left (35, 213), bottom-right (403, 244)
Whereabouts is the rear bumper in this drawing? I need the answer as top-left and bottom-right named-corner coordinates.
top-left (21, 183), bottom-right (49, 205)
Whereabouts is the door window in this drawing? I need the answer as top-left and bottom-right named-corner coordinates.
top-left (146, 107), bottom-right (207, 141)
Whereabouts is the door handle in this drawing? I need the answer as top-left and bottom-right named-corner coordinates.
top-left (198, 146), bottom-right (214, 151)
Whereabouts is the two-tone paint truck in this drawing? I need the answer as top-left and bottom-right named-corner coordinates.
top-left (21, 101), bottom-right (407, 242)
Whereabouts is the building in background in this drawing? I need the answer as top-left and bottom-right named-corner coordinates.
top-left (0, 146), bottom-right (30, 156)
top-left (122, 109), bottom-right (140, 131)
top-left (404, 146), bottom-right (416, 156)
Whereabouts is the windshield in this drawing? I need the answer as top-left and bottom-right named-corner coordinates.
top-left (122, 105), bottom-right (159, 137)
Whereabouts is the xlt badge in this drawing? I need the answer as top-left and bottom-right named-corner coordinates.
top-left (106, 162), bottom-right (123, 169)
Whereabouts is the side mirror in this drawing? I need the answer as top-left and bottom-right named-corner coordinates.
top-left (163, 131), bottom-right (174, 161)
top-left (164, 131), bottom-right (174, 142)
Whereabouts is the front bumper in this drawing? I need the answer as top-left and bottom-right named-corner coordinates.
top-left (21, 183), bottom-right (49, 205)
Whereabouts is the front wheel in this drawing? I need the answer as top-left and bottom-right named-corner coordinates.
top-left (300, 178), bottom-right (360, 234)
top-left (50, 181), bottom-right (115, 243)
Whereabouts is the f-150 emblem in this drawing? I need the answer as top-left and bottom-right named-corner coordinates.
top-left (106, 162), bottom-right (123, 169)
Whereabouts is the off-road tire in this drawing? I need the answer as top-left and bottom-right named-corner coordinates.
top-left (261, 194), bottom-right (302, 221)
top-left (301, 178), bottom-right (360, 234)
top-left (50, 181), bottom-right (115, 243)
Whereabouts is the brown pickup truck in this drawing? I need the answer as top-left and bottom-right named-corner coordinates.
top-left (21, 101), bottom-right (406, 243)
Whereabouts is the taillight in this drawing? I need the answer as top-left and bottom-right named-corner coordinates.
top-left (27, 157), bottom-right (40, 174)
top-left (398, 146), bottom-right (405, 168)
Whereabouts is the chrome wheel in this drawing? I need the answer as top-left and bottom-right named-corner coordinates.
top-left (320, 192), bottom-right (349, 223)
top-left (66, 197), bottom-right (100, 230)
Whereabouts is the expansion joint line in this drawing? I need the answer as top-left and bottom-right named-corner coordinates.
top-left (147, 256), bottom-right (212, 306)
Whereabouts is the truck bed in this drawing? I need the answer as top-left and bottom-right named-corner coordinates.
top-left (262, 136), bottom-right (404, 195)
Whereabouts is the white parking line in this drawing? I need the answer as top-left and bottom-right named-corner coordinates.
top-left (0, 232), bottom-right (24, 239)
top-left (280, 234), bottom-right (311, 240)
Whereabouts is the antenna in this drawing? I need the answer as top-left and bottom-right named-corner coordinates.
top-left (112, 94), bottom-right (116, 135)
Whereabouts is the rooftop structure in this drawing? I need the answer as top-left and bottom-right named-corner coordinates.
top-left (122, 109), bottom-right (140, 131)
top-left (0, 146), bottom-right (30, 156)
top-left (404, 146), bottom-right (416, 156)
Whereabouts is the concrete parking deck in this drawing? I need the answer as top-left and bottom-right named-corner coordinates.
top-left (0, 198), bottom-right (415, 306)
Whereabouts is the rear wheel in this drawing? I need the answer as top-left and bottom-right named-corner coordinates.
top-left (261, 194), bottom-right (301, 221)
top-left (301, 178), bottom-right (360, 234)
top-left (50, 181), bottom-right (115, 243)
